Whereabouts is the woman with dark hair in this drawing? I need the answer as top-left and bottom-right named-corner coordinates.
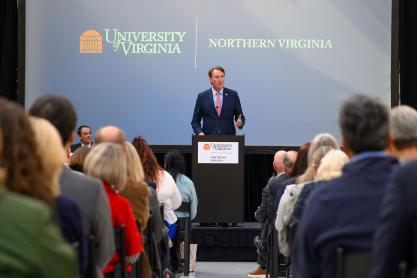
top-left (132, 136), bottom-right (182, 240)
top-left (69, 146), bottom-right (91, 173)
top-left (164, 150), bottom-right (198, 220)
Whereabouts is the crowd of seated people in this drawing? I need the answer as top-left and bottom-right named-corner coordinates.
top-left (249, 95), bottom-right (417, 278)
top-left (0, 95), bottom-right (201, 278)
top-left (4, 92), bottom-right (417, 278)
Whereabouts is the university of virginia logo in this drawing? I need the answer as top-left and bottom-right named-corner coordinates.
top-left (80, 29), bottom-right (103, 54)
top-left (203, 144), bottom-right (210, 150)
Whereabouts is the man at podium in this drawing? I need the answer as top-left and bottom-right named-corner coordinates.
top-left (191, 66), bottom-right (246, 135)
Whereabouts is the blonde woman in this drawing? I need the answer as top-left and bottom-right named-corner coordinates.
top-left (30, 117), bottom-right (87, 275)
top-left (84, 143), bottom-right (144, 275)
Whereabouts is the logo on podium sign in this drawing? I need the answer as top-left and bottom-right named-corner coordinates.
top-left (198, 142), bottom-right (239, 164)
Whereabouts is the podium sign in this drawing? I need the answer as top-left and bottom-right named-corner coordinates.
top-left (192, 135), bottom-right (245, 223)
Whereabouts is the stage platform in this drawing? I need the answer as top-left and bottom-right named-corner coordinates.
top-left (191, 222), bottom-right (260, 262)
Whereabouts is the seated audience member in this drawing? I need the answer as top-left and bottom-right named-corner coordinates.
top-left (274, 143), bottom-right (310, 210)
top-left (277, 143), bottom-right (336, 257)
top-left (371, 161), bottom-right (417, 278)
top-left (248, 150), bottom-right (288, 277)
top-left (70, 124), bottom-right (93, 153)
top-left (0, 138), bottom-right (77, 277)
top-left (29, 95), bottom-right (114, 277)
top-left (389, 105), bottom-right (417, 162)
top-left (164, 149), bottom-right (198, 220)
top-left (276, 133), bottom-right (338, 257)
top-left (84, 143), bottom-right (144, 275)
top-left (283, 150), bottom-right (297, 175)
top-left (292, 94), bottom-right (398, 278)
top-left (290, 149), bottom-right (349, 226)
top-left (95, 125), bottom-right (125, 145)
top-left (132, 136), bottom-right (182, 240)
top-left (30, 117), bottom-right (87, 274)
top-left (69, 146), bottom-right (91, 173)
top-left (120, 142), bottom-right (150, 227)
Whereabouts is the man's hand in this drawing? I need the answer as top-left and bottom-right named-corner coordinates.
top-left (198, 132), bottom-right (205, 136)
top-left (235, 114), bottom-right (243, 128)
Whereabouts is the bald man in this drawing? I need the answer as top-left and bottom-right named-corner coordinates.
top-left (95, 126), bottom-right (126, 145)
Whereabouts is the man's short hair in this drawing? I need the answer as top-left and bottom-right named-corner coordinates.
top-left (339, 94), bottom-right (389, 153)
top-left (77, 125), bottom-right (91, 136)
top-left (208, 66), bottom-right (225, 77)
top-left (390, 105), bottom-right (417, 150)
top-left (28, 95), bottom-right (77, 146)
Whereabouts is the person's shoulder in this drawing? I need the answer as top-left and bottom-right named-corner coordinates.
top-left (396, 160), bottom-right (417, 178)
top-left (4, 190), bottom-right (51, 222)
top-left (178, 174), bottom-right (194, 186)
top-left (223, 87), bottom-right (238, 95)
top-left (198, 89), bottom-right (211, 97)
top-left (60, 166), bottom-right (102, 191)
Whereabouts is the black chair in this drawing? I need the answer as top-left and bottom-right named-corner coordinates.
top-left (336, 247), bottom-right (371, 278)
top-left (84, 235), bottom-right (96, 278)
top-left (175, 201), bottom-right (192, 276)
top-left (399, 262), bottom-right (417, 278)
top-left (266, 199), bottom-right (281, 278)
top-left (112, 225), bottom-right (127, 278)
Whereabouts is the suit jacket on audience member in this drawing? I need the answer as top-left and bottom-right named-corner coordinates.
top-left (70, 142), bottom-right (93, 153)
top-left (292, 154), bottom-right (398, 278)
top-left (191, 87), bottom-right (245, 135)
top-left (371, 161), bottom-right (417, 278)
top-left (0, 186), bottom-right (77, 278)
top-left (59, 165), bottom-right (114, 277)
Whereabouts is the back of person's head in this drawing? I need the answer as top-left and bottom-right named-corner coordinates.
top-left (95, 126), bottom-right (125, 145)
top-left (315, 149), bottom-right (349, 181)
top-left (29, 117), bottom-right (63, 198)
top-left (339, 94), bottom-right (389, 154)
top-left (69, 146), bottom-right (91, 173)
top-left (125, 141), bottom-right (145, 183)
top-left (273, 150), bottom-right (287, 174)
top-left (84, 143), bottom-right (127, 192)
top-left (0, 98), bottom-right (54, 205)
top-left (307, 133), bottom-right (338, 166)
top-left (288, 142), bottom-right (310, 178)
top-left (164, 149), bottom-right (186, 182)
top-left (131, 136), bottom-right (161, 183)
top-left (28, 95), bottom-right (77, 146)
top-left (390, 105), bottom-right (417, 150)
top-left (298, 145), bottom-right (336, 184)
top-left (283, 150), bottom-right (297, 174)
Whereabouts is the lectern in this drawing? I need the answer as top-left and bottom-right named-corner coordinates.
top-left (192, 135), bottom-right (245, 223)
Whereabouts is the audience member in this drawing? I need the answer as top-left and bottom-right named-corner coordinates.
top-left (121, 142), bottom-right (150, 228)
top-left (389, 105), bottom-right (417, 162)
top-left (70, 124), bottom-right (93, 153)
top-left (132, 136), bottom-right (182, 240)
top-left (30, 116), bottom-right (87, 274)
top-left (28, 95), bottom-right (114, 278)
top-left (84, 143), bottom-right (144, 275)
top-left (283, 150), bottom-right (297, 175)
top-left (0, 123), bottom-right (77, 277)
top-left (371, 160), bottom-right (417, 278)
top-left (292, 94), bottom-right (398, 278)
top-left (164, 149), bottom-right (198, 220)
top-left (276, 142), bottom-right (336, 257)
top-left (249, 150), bottom-right (288, 277)
top-left (95, 125), bottom-right (125, 145)
top-left (69, 146), bottom-right (91, 173)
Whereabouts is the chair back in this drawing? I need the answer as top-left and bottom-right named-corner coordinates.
top-left (175, 201), bottom-right (192, 276)
top-left (114, 226), bottom-right (127, 278)
top-left (336, 247), bottom-right (371, 278)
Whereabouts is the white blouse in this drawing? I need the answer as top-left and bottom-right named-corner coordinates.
top-left (156, 170), bottom-right (182, 224)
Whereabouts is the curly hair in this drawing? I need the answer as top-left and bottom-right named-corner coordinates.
top-left (131, 136), bottom-right (162, 184)
top-left (0, 98), bottom-right (55, 205)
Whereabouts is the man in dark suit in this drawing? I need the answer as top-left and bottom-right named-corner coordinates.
top-left (191, 66), bottom-right (245, 135)
top-left (292, 95), bottom-right (398, 278)
top-left (70, 125), bottom-right (93, 153)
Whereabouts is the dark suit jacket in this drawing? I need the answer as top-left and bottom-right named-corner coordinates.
top-left (292, 155), bottom-right (398, 278)
top-left (371, 161), bottom-right (417, 278)
top-left (191, 87), bottom-right (245, 135)
top-left (70, 142), bottom-right (93, 153)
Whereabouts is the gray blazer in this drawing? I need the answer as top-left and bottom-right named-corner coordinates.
top-left (59, 165), bottom-right (114, 277)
